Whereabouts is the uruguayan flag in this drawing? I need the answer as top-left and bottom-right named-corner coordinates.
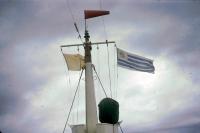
top-left (117, 48), bottom-right (155, 73)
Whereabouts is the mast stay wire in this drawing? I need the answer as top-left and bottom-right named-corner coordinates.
top-left (92, 65), bottom-right (108, 98)
top-left (60, 47), bottom-right (75, 124)
top-left (65, 0), bottom-right (83, 43)
top-left (62, 69), bottom-right (84, 133)
top-left (96, 45), bottom-right (102, 101)
top-left (97, 0), bottom-right (113, 98)
top-left (113, 44), bottom-right (116, 99)
top-left (106, 41), bottom-right (112, 98)
top-left (98, 0), bottom-right (108, 39)
top-left (76, 46), bottom-right (80, 123)
top-left (115, 44), bottom-right (119, 99)
top-left (119, 124), bottom-right (125, 133)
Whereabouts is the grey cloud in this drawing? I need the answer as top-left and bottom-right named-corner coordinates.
top-left (1, 0), bottom-right (200, 133)
top-left (114, 2), bottom-right (200, 83)
top-left (0, 0), bottom-right (117, 49)
top-left (139, 123), bottom-right (200, 133)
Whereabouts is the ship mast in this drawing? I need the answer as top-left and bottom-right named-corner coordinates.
top-left (84, 29), bottom-right (98, 133)
top-left (61, 10), bottom-right (118, 133)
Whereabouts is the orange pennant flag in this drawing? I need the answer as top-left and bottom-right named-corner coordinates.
top-left (84, 10), bottom-right (110, 19)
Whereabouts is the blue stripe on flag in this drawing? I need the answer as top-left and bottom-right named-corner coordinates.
top-left (127, 54), bottom-right (153, 64)
top-left (127, 58), bottom-right (152, 67)
top-left (118, 58), bottom-right (154, 70)
top-left (118, 61), bottom-right (154, 73)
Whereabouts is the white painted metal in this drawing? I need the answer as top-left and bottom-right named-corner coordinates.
top-left (85, 62), bottom-right (98, 133)
top-left (70, 124), bottom-right (86, 133)
top-left (96, 123), bottom-right (119, 133)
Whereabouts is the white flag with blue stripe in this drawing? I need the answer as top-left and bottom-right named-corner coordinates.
top-left (117, 48), bottom-right (155, 73)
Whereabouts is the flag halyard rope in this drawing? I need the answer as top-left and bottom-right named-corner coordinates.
top-left (115, 44), bottom-right (118, 99)
top-left (106, 41), bottom-right (112, 98)
top-left (97, 0), bottom-right (113, 98)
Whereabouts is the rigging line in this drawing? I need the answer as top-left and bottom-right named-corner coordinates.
top-left (74, 23), bottom-right (83, 43)
top-left (119, 124), bottom-right (125, 133)
top-left (115, 44), bottom-right (118, 99)
top-left (60, 47), bottom-right (74, 123)
top-left (102, 18), bottom-right (108, 40)
top-left (99, 0), bottom-right (103, 9)
top-left (77, 46), bottom-right (80, 123)
top-left (65, 0), bottom-right (83, 43)
top-left (98, 0), bottom-right (108, 40)
top-left (76, 82), bottom-right (80, 123)
top-left (61, 47), bottom-right (74, 123)
top-left (62, 69), bottom-right (84, 133)
top-left (113, 45), bottom-right (116, 99)
top-left (97, 45), bottom-right (100, 75)
top-left (84, 19), bottom-right (87, 32)
top-left (98, 0), bottom-right (112, 97)
top-left (92, 65), bottom-right (108, 98)
top-left (60, 48), bottom-right (72, 92)
top-left (96, 45), bottom-right (101, 100)
top-left (106, 41), bottom-right (112, 98)
top-left (65, 0), bottom-right (75, 22)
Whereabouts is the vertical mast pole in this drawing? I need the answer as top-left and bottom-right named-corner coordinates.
top-left (84, 26), bottom-right (98, 133)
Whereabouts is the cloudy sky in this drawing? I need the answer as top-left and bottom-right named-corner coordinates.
top-left (0, 0), bottom-right (200, 133)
